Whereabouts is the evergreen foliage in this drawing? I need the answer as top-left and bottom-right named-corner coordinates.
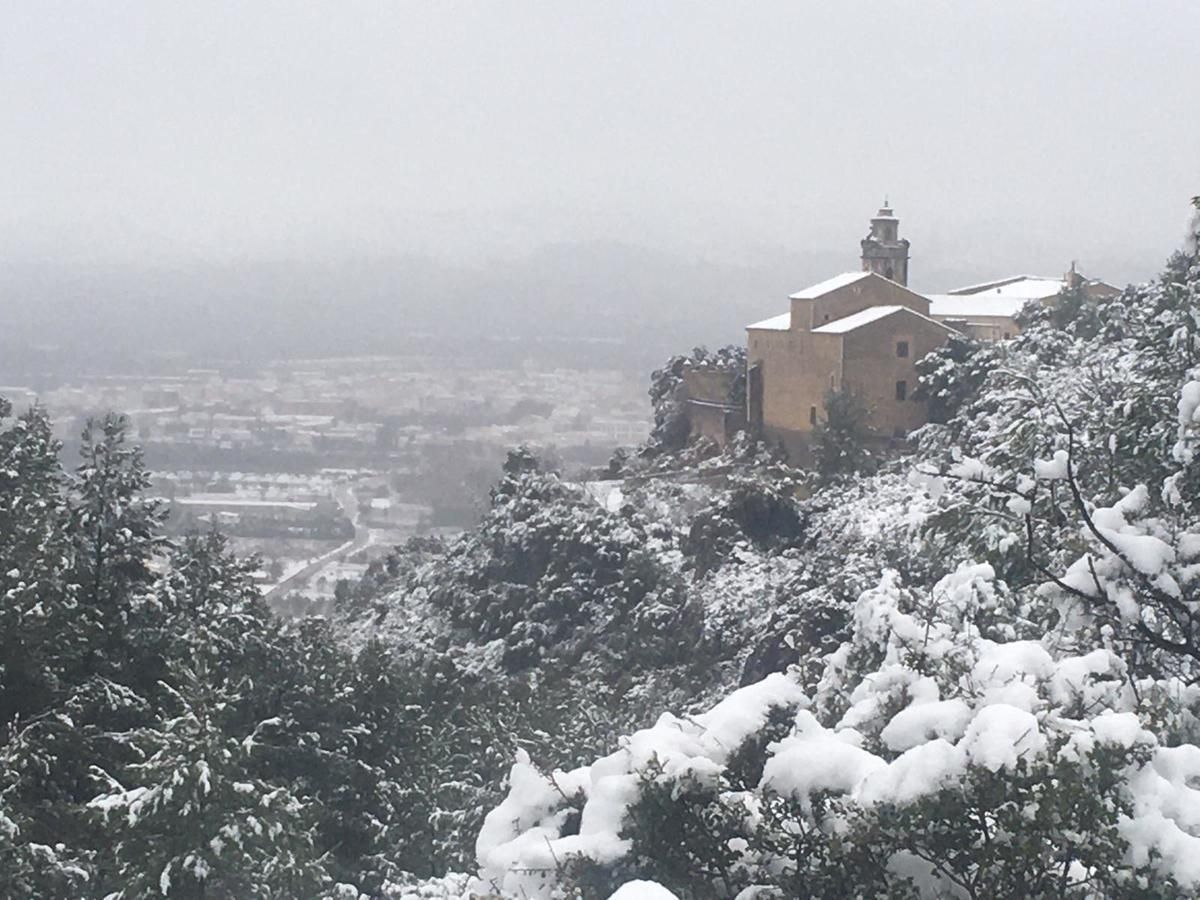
top-left (812, 387), bottom-right (875, 481)
top-left (0, 410), bottom-right (513, 895)
top-left (4, 200), bottom-right (1200, 899)
top-left (913, 332), bottom-right (996, 426)
top-left (427, 448), bottom-right (701, 672)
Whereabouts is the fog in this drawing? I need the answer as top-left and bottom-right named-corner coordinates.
top-left (3, 2), bottom-right (1198, 369)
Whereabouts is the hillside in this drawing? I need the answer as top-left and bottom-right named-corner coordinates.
top-left (0, 203), bottom-right (1196, 898)
top-left (339, 203), bottom-right (1200, 898)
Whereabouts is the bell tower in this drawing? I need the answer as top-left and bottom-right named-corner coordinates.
top-left (860, 201), bottom-right (910, 286)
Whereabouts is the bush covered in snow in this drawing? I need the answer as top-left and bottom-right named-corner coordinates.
top-left (425, 448), bottom-right (703, 672)
top-left (468, 564), bottom-right (1198, 899)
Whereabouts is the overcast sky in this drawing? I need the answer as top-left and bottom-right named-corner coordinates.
top-left (3, 1), bottom-right (1198, 285)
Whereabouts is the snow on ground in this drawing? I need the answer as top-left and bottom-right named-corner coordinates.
top-left (606, 881), bottom-right (680, 900)
top-left (583, 480), bottom-right (626, 512)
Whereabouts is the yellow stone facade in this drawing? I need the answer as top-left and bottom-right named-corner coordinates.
top-left (723, 206), bottom-right (1118, 461)
top-left (745, 270), bottom-right (955, 458)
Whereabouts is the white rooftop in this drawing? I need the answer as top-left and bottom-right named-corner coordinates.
top-left (812, 304), bottom-right (960, 336)
top-left (788, 271), bottom-right (871, 300)
top-left (927, 275), bottom-right (1068, 319)
top-left (949, 275), bottom-right (1067, 298)
top-left (811, 305), bottom-right (905, 334)
top-left (745, 312), bottom-right (791, 331)
top-left (927, 294), bottom-right (1023, 319)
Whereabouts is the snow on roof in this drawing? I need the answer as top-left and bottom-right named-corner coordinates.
top-left (947, 275), bottom-right (1067, 299)
top-left (925, 275), bottom-right (1070, 319)
top-left (788, 271), bottom-right (872, 300)
top-left (946, 274), bottom-right (1037, 295)
top-left (746, 312), bottom-right (791, 331)
top-left (927, 293), bottom-right (1031, 319)
top-left (811, 305), bottom-right (904, 334)
top-left (812, 304), bottom-right (960, 336)
top-left (171, 497), bottom-right (318, 510)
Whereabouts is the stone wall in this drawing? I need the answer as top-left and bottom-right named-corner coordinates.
top-left (683, 366), bottom-right (745, 448)
top-left (934, 315), bottom-right (1020, 342)
top-left (841, 312), bottom-right (952, 437)
top-left (746, 329), bottom-right (843, 436)
top-left (683, 366), bottom-right (737, 404)
top-left (687, 401), bottom-right (743, 447)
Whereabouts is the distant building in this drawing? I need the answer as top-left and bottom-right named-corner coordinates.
top-left (927, 267), bottom-right (1120, 342)
top-left (745, 270), bottom-right (956, 459)
top-left (722, 205), bottom-right (1119, 460)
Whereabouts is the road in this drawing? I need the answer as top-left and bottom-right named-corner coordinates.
top-left (263, 480), bottom-right (370, 602)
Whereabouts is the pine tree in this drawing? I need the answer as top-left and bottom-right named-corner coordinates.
top-left (92, 529), bottom-right (327, 898)
top-left (812, 387), bottom-right (875, 482)
top-left (0, 714), bottom-right (95, 897)
top-left (0, 400), bottom-right (115, 892)
top-left (90, 661), bottom-right (327, 899)
top-left (149, 529), bottom-right (276, 705)
top-left (68, 414), bottom-right (167, 687)
top-left (0, 401), bottom-right (75, 726)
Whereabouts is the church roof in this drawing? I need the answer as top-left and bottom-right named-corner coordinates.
top-left (810, 305), bottom-right (904, 334)
top-left (927, 293), bottom-right (1030, 319)
top-left (788, 271), bottom-right (872, 300)
top-left (947, 274), bottom-right (1069, 298)
top-left (929, 274), bottom-right (1074, 319)
top-left (928, 272), bottom-right (1120, 320)
top-left (749, 270), bottom-right (937, 331)
top-left (812, 304), bottom-right (958, 335)
top-left (745, 312), bottom-right (792, 331)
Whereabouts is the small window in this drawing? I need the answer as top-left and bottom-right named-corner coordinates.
top-left (1003, 331), bottom-right (1012, 339)
top-left (895, 380), bottom-right (908, 401)
top-left (823, 314), bottom-right (830, 322)
top-left (892, 427), bottom-right (907, 439)
top-left (896, 340), bottom-right (909, 358)
top-left (809, 406), bottom-right (817, 426)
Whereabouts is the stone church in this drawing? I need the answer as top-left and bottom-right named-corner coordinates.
top-left (683, 205), bottom-right (1118, 459)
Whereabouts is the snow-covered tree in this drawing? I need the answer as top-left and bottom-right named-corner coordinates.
top-left (0, 402), bottom-right (75, 726)
top-left (469, 566), bottom-right (1199, 898)
top-left (69, 414), bottom-right (168, 689)
top-left (91, 661), bottom-right (327, 899)
top-left (812, 387), bottom-right (876, 482)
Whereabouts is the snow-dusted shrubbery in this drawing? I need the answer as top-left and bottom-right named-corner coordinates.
top-left (468, 562), bottom-right (1200, 899)
top-left (424, 447), bottom-right (702, 674)
top-left (6, 205), bottom-right (1198, 897)
top-left (423, 204), bottom-right (1200, 899)
top-left (0, 413), bottom-right (523, 895)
